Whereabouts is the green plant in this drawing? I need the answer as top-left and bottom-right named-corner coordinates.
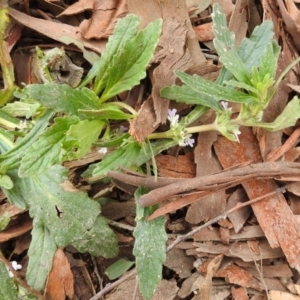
top-left (0, 13), bottom-right (163, 299)
top-left (0, 3), bottom-right (299, 300)
top-left (158, 4), bottom-right (300, 144)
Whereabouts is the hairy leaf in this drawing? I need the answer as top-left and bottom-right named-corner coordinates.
top-left (82, 14), bottom-right (141, 91)
top-left (257, 96), bottom-right (300, 131)
top-left (19, 116), bottom-right (79, 177)
top-left (0, 110), bottom-right (54, 170)
top-left (212, 4), bottom-right (251, 84)
top-left (133, 187), bottom-right (167, 300)
top-left (92, 140), bottom-right (141, 176)
top-left (19, 84), bottom-right (99, 115)
top-left (3, 165), bottom-right (118, 290)
top-left (26, 226), bottom-right (57, 291)
top-left (99, 18), bottom-right (162, 102)
top-left (64, 119), bottom-right (104, 159)
top-left (257, 41), bottom-right (280, 81)
top-left (161, 70), bottom-right (257, 108)
top-left (0, 261), bottom-right (18, 299)
top-left (79, 103), bottom-right (134, 120)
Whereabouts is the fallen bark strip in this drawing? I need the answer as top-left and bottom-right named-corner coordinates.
top-left (214, 126), bottom-right (300, 273)
top-left (108, 161), bottom-right (300, 207)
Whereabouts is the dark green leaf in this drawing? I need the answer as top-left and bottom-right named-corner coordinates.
top-left (92, 140), bottom-right (141, 176)
top-left (19, 116), bottom-right (79, 177)
top-left (99, 18), bottom-right (162, 102)
top-left (81, 14), bottom-right (141, 90)
top-left (19, 84), bottom-right (99, 115)
top-left (0, 110), bottom-right (54, 170)
top-left (133, 187), bottom-right (167, 300)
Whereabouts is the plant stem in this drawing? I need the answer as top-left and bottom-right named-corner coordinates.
top-left (0, 117), bottom-right (19, 129)
top-left (110, 101), bottom-right (138, 116)
top-left (148, 123), bottom-right (219, 140)
top-left (0, 133), bottom-right (14, 149)
top-left (185, 123), bottom-right (219, 134)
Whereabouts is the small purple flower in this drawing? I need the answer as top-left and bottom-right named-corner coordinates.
top-left (187, 138), bottom-right (195, 147)
top-left (221, 101), bottom-right (229, 110)
top-left (168, 108), bottom-right (177, 117)
top-left (168, 109), bottom-right (179, 127)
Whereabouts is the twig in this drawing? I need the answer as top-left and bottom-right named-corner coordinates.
top-left (249, 245), bottom-right (270, 300)
top-left (89, 269), bottom-right (136, 300)
top-left (109, 161), bottom-right (300, 207)
top-left (107, 219), bottom-right (135, 231)
top-left (166, 184), bottom-right (288, 251)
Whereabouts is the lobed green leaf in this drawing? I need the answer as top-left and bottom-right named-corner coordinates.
top-left (64, 119), bottom-right (104, 160)
top-left (4, 165), bottom-right (118, 291)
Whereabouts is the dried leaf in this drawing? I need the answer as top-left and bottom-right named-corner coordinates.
top-left (46, 248), bottom-right (74, 300)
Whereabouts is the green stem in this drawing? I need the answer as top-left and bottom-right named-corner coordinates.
top-left (110, 101), bottom-right (138, 116)
top-left (0, 133), bottom-right (14, 149)
top-left (148, 130), bottom-right (174, 140)
top-left (148, 123), bottom-right (219, 140)
top-left (185, 123), bottom-right (219, 134)
top-left (0, 117), bottom-right (19, 129)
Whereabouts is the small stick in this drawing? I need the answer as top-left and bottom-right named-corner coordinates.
top-left (166, 184), bottom-right (288, 251)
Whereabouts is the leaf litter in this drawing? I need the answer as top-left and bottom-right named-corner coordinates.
top-left (1, 0), bottom-right (300, 299)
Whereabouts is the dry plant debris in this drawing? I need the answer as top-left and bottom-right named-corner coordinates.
top-left (1, 0), bottom-right (300, 299)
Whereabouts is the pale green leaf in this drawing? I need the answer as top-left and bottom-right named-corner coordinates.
top-left (99, 18), bottom-right (162, 102)
top-left (81, 14), bottom-right (141, 90)
top-left (2, 101), bottom-right (36, 117)
top-left (238, 20), bottom-right (274, 71)
top-left (257, 96), bottom-right (300, 131)
top-left (135, 139), bottom-right (177, 167)
top-left (72, 215), bottom-right (118, 257)
top-left (212, 4), bottom-right (251, 84)
top-left (0, 174), bottom-right (13, 189)
top-left (161, 70), bottom-right (256, 107)
top-left (105, 258), bottom-right (134, 280)
top-left (79, 104), bottom-right (134, 120)
top-left (133, 187), bottom-right (167, 300)
top-left (0, 261), bottom-right (18, 300)
top-left (0, 211), bottom-right (10, 231)
top-left (257, 41), bottom-right (280, 80)
top-left (19, 84), bottom-right (99, 115)
top-left (26, 226), bottom-right (57, 291)
top-left (60, 36), bottom-right (100, 64)
top-left (64, 119), bottom-right (104, 159)
top-left (92, 141), bottom-right (141, 176)
top-left (216, 13), bottom-right (274, 84)
top-left (19, 116), bottom-right (79, 177)
top-left (0, 127), bottom-right (15, 153)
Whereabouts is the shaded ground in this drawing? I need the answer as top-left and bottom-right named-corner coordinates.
top-left (1, 0), bottom-right (300, 299)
